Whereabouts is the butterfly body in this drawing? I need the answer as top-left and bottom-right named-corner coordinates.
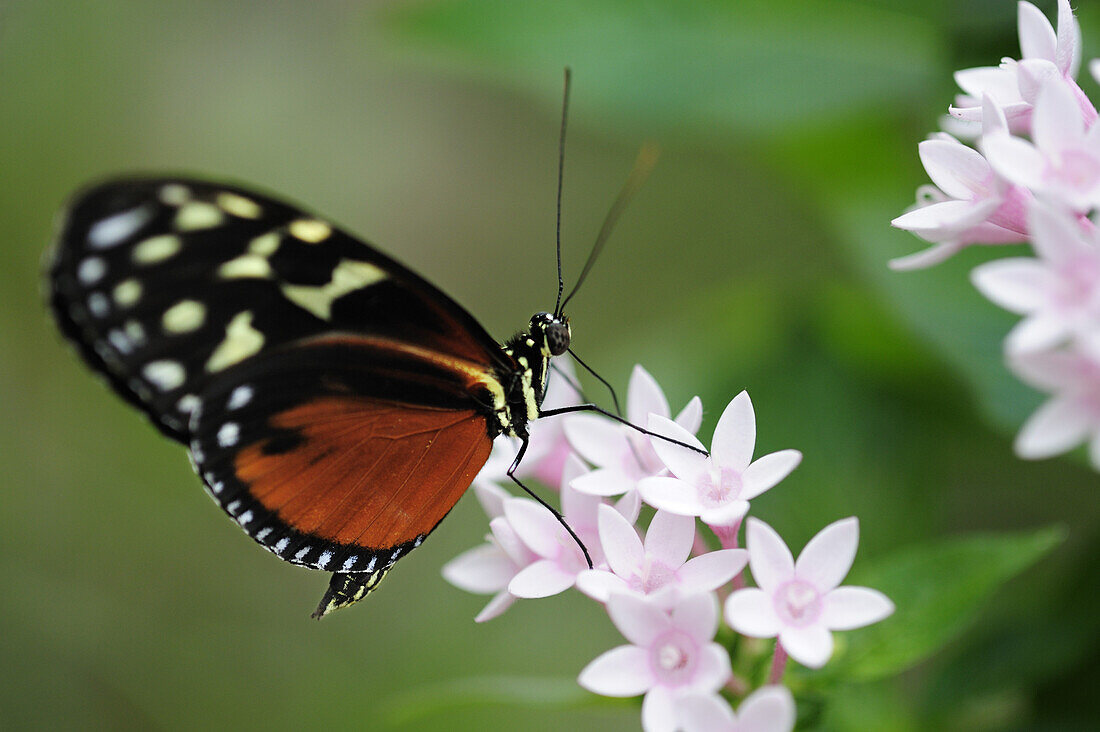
top-left (48, 177), bottom-right (569, 616)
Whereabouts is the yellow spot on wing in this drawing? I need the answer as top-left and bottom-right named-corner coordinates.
top-left (133, 234), bottom-right (182, 264)
top-left (206, 311), bottom-right (265, 372)
top-left (280, 259), bottom-right (387, 320)
top-left (248, 232), bottom-right (281, 256)
top-left (288, 219), bottom-right (332, 243)
top-left (162, 300), bottom-right (206, 333)
top-left (218, 254), bottom-right (272, 279)
top-left (113, 279), bottom-right (142, 307)
top-left (216, 192), bottom-right (263, 219)
top-left (175, 202), bottom-right (225, 231)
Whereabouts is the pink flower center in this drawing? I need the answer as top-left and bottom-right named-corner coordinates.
top-left (648, 629), bottom-right (698, 687)
top-left (628, 558), bottom-right (677, 595)
top-left (773, 579), bottom-right (823, 628)
top-left (697, 466), bottom-right (743, 508)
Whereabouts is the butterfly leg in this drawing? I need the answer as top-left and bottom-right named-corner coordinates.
top-left (506, 437), bottom-right (593, 569)
top-left (539, 403), bottom-right (709, 456)
top-left (312, 567), bottom-right (392, 619)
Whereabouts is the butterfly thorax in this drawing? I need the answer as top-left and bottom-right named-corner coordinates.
top-left (496, 311), bottom-right (570, 440)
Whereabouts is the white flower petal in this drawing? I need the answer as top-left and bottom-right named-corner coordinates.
top-left (1028, 197), bottom-right (1096, 263)
top-left (441, 544), bottom-right (513, 593)
top-left (982, 134), bottom-right (1046, 191)
top-left (578, 645), bottom-right (654, 696)
top-left (472, 480), bottom-right (512, 519)
top-left (676, 694), bottom-right (736, 732)
top-left (1033, 78), bottom-right (1085, 152)
top-left (1015, 395), bottom-right (1093, 458)
top-left (571, 468), bottom-right (637, 497)
top-left (474, 591), bottom-right (515, 622)
top-left (645, 510), bottom-right (695, 567)
top-left (1004, 314), bottom-right (1072, 354)
top-left (795, 517), bottom-right (859, 592)
top-left (598, 503), bottom-right (645, 578)
top-left (648, 414), bottom-right (708, 482)
top-left (745, 518), bottom-right (794, 591)
top-left (699, 501), bottom-right (749, 528)
top-left (1008, 348), bottom-right (1092, 390)
top-left (822, 586), bottom-right (896, 630)
top-left (736, 686), bottom-right (797, 732)
top-left (678, 549), bottom-right (748, 594)
top-left (888, 241), bottom-right (965, 271)
top-left (918, 138), bottom-right (993, 199)
top-left (671, 592), bottom-right (719, 643)
top-left (682, 643), bottom-right (732, 695)
top-left (564, 414), bottom-right (631, 469)
top-left (891, 199), bottom-right (999, 237)
top-left (725, 588), bottom-right (781, 637)
top-left (741, 449), bottom-right (802, 500)
top-left (954, 66), bottom-right (1020, 102)
top-left (508, 560), bottom-right (575, 598)
top-left (1016, 58), bottom-right (1063, 103)
top-left (638, 476), bottom-right (705, 516)
top-left (970, 257), bottom-right (1058, 313)
top-left (642, 686), bottom-right (678, 732)
top-left (712, 391), bottom-right (756, 470)
top-left (575, 569), bottom-right (628, 602)
top-left (503, 498), bottom-right (563, 558)
top-left (674, 396), bottom-right (704, 434)
top-left (607, 592), bottom-right (670, 646)
top-left (615, 489), bottom-right (642, 523)
top-left (779, 625), bottom-right (835, 669)
top-left (1018, 0), bottom-right (1057, 62)
top-left (1054, 0), bottom-right (1081, 77)
top-left (1091, 58), bottom-right (1100, 86)
top-left (628, 364), bottom-right (671, 424)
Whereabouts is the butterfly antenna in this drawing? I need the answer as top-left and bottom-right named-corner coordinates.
top-left (559, 142), bottom-right (659, 314)
top-left (554, 67), bottom-right (571, 317)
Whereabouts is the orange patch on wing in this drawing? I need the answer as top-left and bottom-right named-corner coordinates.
top-left (234, 397), bottom-right (492, 549)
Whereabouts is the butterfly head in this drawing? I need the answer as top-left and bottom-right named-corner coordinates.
top-left (530, 311), bottom-right (571, 357)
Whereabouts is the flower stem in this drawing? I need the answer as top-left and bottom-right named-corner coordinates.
top-left (769, 641), bottom-right (789, 684)
top-left (709, 519), bottom-right (745, 589)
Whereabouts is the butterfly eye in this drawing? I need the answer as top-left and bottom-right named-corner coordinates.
top-left (545, 320), bottom-right (570, 356)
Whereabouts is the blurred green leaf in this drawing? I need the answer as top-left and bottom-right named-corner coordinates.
top-left (381, 675), bottom-right (606, 725)
top-left (832, 526), bottom-right (1065, 681)
top-left (381, 0), bottom-right (944, 136)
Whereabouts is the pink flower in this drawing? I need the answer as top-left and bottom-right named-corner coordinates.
top-left (566, 364), bottom-right (702, 497)
top-left (950, 0), bottom-right (1088, 134)
top-left (983, 78), bottom-right (1100, 213)
top-left (725, 518), bottom-right (894, 669)
top-left (576, 505), bottom-right (748, 608)
top-left (677, 686), bottom-right (796, 732)
top-left (972, 199), bottom-right (1100, 353)
top-left (891, 99), bottom-right (1030, 270)
top-left (441, 484), bottom-right (537, 621)
top-left (578, 592), bottom-right (731, 732)
top-left (638, 392), bottom-right (802, 531)
top-left (1010, 347), bottom-right (1100, 468)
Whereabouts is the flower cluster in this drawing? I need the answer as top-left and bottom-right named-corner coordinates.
top-left (893, 0), bottom-right (1100, 470)
top-left (444, 363), bottom-right (894, 731)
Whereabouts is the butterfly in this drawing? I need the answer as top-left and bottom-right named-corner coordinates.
top-left (48, 176), bottom-right (582, 617)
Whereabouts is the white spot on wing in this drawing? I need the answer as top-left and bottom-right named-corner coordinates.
top-left (226, 500), bottom-right (241, 514)
top-left (107, 329), bottom-right (132, 354)
top-left (237, 510), bottom-right (254, 526)
top-left (275, 538), bottom-right (290, 553)
top-left (216, 192), bottom-right (263, 219)
top-left (87, 292), bottom-right (109, 318)
top-left (77, 257), bottom-right (106, 284)
top-left (143, 360), bottom-right (186, 391)
top-left (227, 385), bottom-right (253, 410)
top-left (124, 320), bottom-right (146, 346)
top-left (175, 201), bottom-right (224, 231)
top-left (318, 550), bottom-right (333, 569)
top-left (177, 394), bottom-right (201, 414)
top-left (288, 219), bottom-right (332, 243)
top-left (159, 184), bottom-right (191, 206)
top-left (205, 311), bottom-right (264, 372)
top-left (341, 556), bottom-right (358, 572)
top-left (88, 205), bottom-right (153, 249)
top-left (217, 422), bottom-right (239, 447)
top-left (294, 546), bottom-right (310, 561)
top-left (248, 232), bottom-right (280, 256)
top-left (161, 300), bottom-right (206, 333)
top-left (256, 527), bottom-right (272, 541)
top-left (112, 279), bottom-right (142, 307)
top-left (217, 254), bottom-right (272, 279)
top-left (133, 234), bottom-right (182, 264)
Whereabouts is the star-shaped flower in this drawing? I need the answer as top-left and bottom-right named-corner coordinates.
top-left (638, 391), bottom-right (801, 532)
top-left (566, 364), bottom-right (702, 497)
top-left (1009, 347), bottom-right (1100, 469)
top-left (576, 505), bottom-right (748, 609)
top-left (578, 592), bottom-right (731, 732)
top-left (972, 198), bottom-right (1100, 353)
top-left (725, 518), bottom-right (894, 669)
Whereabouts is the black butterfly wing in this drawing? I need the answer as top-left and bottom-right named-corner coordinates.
top-left (48, 177), bottom-right (515, 614)
top-left (48, 177), bottom-right (512, 440)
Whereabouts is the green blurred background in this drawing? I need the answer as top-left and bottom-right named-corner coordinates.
top-left (3, 1), bottom-right (1099, 729)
